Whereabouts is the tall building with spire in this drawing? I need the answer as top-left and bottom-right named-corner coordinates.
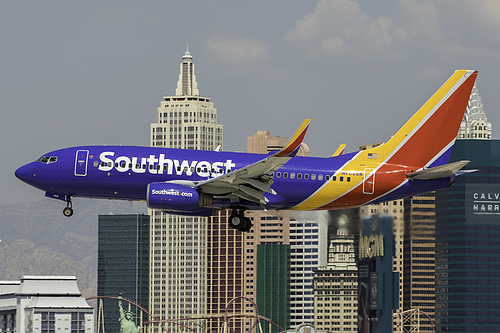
top-left (149, 49), bottom-right (224, 330)
top-left (458, 83), bottom-right (492, 140)
top-left (314, 214), bottom-right (358, 332)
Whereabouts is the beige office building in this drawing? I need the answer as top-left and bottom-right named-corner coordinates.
top-left (314, 217), bottom-right (358, 331)
top-left (149, 49), bottom-right (225, 330)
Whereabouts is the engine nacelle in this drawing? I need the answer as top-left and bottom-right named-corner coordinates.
top-left (147, 182), bottom-right (212, 212)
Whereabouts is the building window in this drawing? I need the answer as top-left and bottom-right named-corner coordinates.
top-left (41, 312), bottom-right (55, 333)
top-left (71, 312), bottom-right (86, 333)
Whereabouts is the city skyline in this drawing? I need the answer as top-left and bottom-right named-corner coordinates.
top-left (5, 0), bottom-right (500, 206)
top-left (3, 2), bottom-right (500, 331)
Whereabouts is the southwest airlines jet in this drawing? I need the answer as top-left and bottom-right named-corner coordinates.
top-left (16, 70), bottom-right (477, 231)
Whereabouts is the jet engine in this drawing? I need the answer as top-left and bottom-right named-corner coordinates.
top-left (147, 182), bottom-right (212, 212)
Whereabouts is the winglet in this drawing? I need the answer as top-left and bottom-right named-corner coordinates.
top-left (273, 119), bottom-right (311, 157)
top-left (332, 144), bottom-right (346, 157)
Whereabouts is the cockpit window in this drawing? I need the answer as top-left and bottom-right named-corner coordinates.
top-left (36, 156), bottom-right (58, 164)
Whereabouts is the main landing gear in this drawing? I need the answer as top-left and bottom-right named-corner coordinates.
top-left (63, 199), bottom-right (73, 217)
top-left (229, 208), bottom-right (252, 232)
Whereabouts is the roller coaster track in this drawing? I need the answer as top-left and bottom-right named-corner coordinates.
top-left (86, 295), bottom-right (287, 333)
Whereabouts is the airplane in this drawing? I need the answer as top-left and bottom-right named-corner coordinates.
top-left (16, 70), bottom-right (477, 232)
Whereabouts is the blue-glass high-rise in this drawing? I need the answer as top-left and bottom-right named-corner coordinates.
top-left (97, 214), bottom-right (150, 332)
top-left (435, 140), bottom-right (500, 332)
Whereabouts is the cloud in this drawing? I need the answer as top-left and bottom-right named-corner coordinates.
top-left (286, 0), bottom-right (500, 60)
top-left (203, 33), bottom-right (270, 66)
top-left (285, 0), bottom-right (397, 56)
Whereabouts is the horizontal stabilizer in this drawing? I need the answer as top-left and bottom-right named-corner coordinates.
top-left (407, 160), bottom-right (471, 180)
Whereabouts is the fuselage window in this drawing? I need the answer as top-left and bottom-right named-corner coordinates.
top-left (290, 173), bottom-right (296, 179)
top-left (94, 161), bottom-right (99, 167)
top-left (156, 165), bottom-right (161, 170)
top-left (276, 172), bottom-right (281, 178)
top-left (283, 172), bottom-right (289, 178)
top-left (142, 164), bottom-right (146, 169)
top-left (332, 176), bottom-right (337, 181)
top-left (311, 174), bottom-right (316, 180)
top-left (297, 173), bottom-right (302, 179)
top-left (325, 175), bottom-right (330, 181)
top-left (318, 174), bottom-right (323, 181)
top-left (340, 176), bottom-right (344, 182)
top-left (347, 177), bottom-right (351, 182)
top-left (108, 162), bottom-right (112, 168)
top-left (304, 174), bottom-right (309, 180)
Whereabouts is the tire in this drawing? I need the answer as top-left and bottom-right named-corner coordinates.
top-left (63, 207), bottom-right (74, 217)
top-left (228, 214), bottom-right (242, 229)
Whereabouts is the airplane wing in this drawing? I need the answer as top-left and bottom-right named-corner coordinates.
top-left (195, 119), bottom-right (311, 205)
top-left (406, 160), bottom-right (472, 180)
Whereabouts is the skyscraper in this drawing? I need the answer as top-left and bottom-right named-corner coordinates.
top-left (149, 49), bottom-right (223, 329)
top-left (289, 218), bottom-right (326, 328)
top-left (314, 214), bottom-right (358, 331)
top-left (458, 83), bottom-right (492, 140)
top-left (403, 193), bottom-right (436, 332)
top-left (206, 210), bottom-right (245, 333)
top-left (150, 49), bottom-right (222, 150)
top-left (98, 214), bottom-right (150, 333)
top-left (256, 243), bottom-right (291, 333)
top-left (435, 139), bottom-right (500, 332)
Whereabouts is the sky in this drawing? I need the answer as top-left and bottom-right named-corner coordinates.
top-left (2, 0), bottom-right (500, 205)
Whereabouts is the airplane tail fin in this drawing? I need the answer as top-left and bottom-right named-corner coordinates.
top-left (366, 70), bottom-right (477, 169)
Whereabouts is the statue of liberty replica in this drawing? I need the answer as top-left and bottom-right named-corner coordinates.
top-left (118, 294), bottom-right (140, 333)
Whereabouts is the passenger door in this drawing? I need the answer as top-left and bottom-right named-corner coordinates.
top-left (74, 150), bottom-right (89, 176)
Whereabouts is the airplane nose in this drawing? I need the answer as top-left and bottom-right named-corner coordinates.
top-left (15, 163), bottom-right (34, 183)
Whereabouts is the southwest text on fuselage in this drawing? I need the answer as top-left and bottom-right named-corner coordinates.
top-left (98, 151), bottom-right (236, 178)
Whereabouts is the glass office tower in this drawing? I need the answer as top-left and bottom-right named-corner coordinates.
top-left (98, 214), bottom-right (150, 332)
top-left (256, 243), bottom-right (290, 333)
top-left (435, 140), bottom-right (500, 332)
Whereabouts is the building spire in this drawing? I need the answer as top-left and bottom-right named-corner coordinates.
top-left (176, 47), bottom-right (198, 96)
top-left (458, 83), bottom-right (492, 139)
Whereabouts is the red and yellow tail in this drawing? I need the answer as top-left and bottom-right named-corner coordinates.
top-left (366, 69), bottom-right (477, 169)
top-left (292, 70), bottom-right (477, 211)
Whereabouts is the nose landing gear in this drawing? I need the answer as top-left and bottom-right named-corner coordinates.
top-left (229, 208), bottom-right (252, 232)
top-left (63, 199), bottom-right (73, 217)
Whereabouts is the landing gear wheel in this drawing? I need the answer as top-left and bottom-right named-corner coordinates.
top-left (229, 209), bottom-right (253, 232)
top-left (229, 214), bottom-right (243, 229)
top-left (240, 217), bottom-right (253, 232)
top-left (63, 206), bottom-right (74, 217)
top-left (63, 199), bottom-right (73, 217)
